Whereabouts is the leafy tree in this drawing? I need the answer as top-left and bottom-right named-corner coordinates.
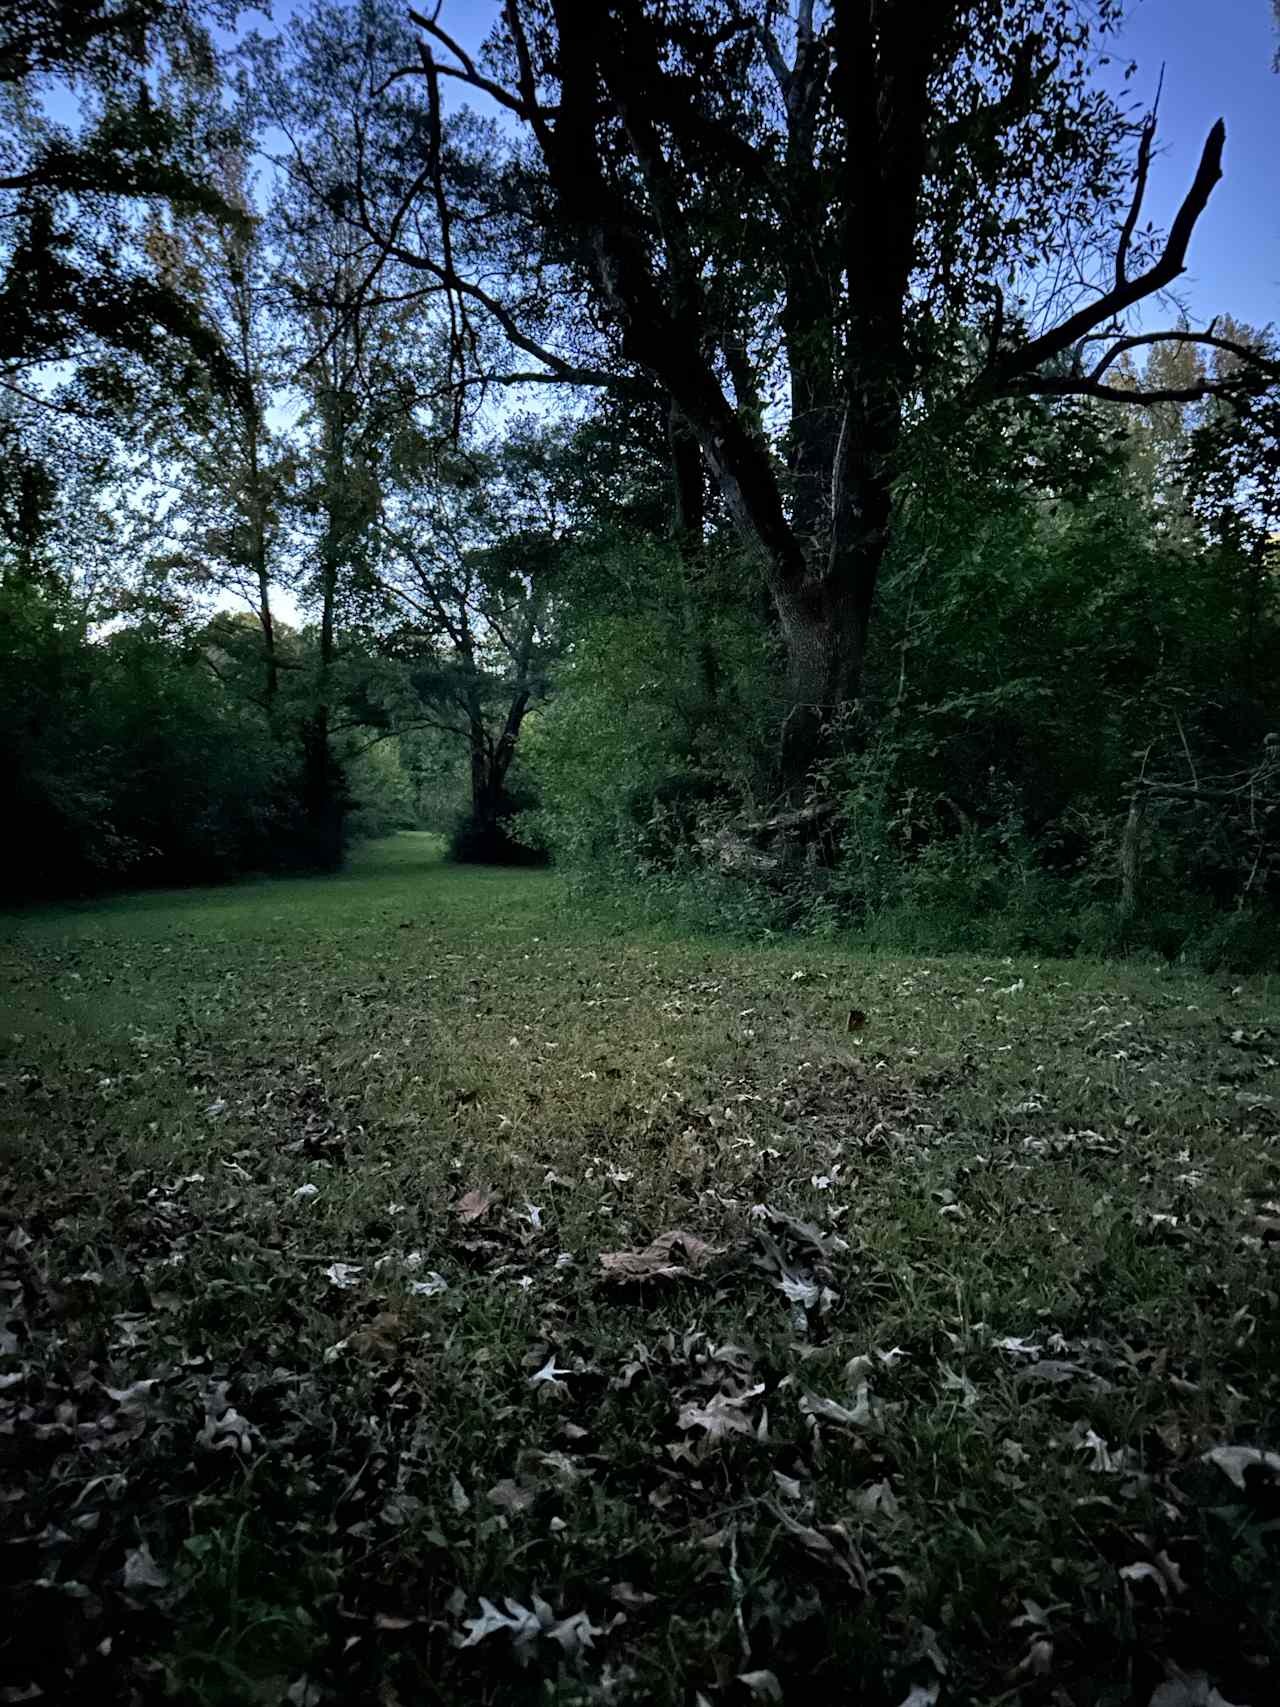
top-left (0, 0), bottom-right (252, 414)
top-left (369, 427), bottom-right (571, 861)
top-left (144, 150), bottom-right (297, 711)
top-left (385, 0), bottom-right (1280, 791)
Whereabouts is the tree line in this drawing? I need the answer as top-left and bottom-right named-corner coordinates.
top-left (3, 0), bottom-right (1279, 962)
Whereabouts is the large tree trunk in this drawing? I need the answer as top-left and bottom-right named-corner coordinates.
top-left (467, 687), bottom-right (532, 845)
top-left (773, 574), bottom-right (870, 788)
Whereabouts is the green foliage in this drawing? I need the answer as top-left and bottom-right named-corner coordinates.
top-left (343, 738), bottom-right (420, 840)
top-left (523, 396), bottom-right (1280, 968)
top-left (0, 573), bottom-right (365, 896)
top-left (521, 538), bottom-right (773, 870)
top-left (0, 0), bottom-right (252, 413)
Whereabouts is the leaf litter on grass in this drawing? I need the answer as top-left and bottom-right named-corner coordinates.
top-left (3, 853), bottom-right (1280, 1703)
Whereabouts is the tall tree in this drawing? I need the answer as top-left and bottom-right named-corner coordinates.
top-left (247, 1), bottom-right (450, 857)
top-left (145, 151), bottom-right (294, 711)
top-left (381, 0), bottom-right (1280, 792)
top-left (371, 426), bottom-right (565, 857)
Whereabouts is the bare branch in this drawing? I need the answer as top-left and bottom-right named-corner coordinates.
top-left (1115, 66), bottom-right (1162, 291)
top-left (407, 9), bottom-right (538, 118)
top-left (1007, 375), bottom-right (1255, 407)
top-left (987, 119), bottom-right (1227, 395)
top-left (1087, 328), bottom-right (1280, 384)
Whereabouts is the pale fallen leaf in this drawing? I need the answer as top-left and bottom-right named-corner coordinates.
top-left (599, 1229), bottom-right (725, 1283)
top-left (1014, 1639), bottom-right (1053, 1680)
top-left (487, 1478), bottom-right (536, 1513)
top-left (851, 1478), bottom-right (899, 1520)
top-left (530, 1355), bottom-right (572, 1389)
top-left (611, 1581), bottom-right (656, 1609)
top-left (938, 1364), bottom-right (978, 1408)
top-left (123, 1544), bottom-right (168, 1590)
top-left (408, 1272), bottom-right (449, 1297)
top-left (324, 1262), bottom-right (363, 1289)
top-left (678, 1384), bottom-right (766, 1441)
top-left (292, 1184), bottom-right (319, 1200)
top-left (992, 1335), bottom-right (1041, 1357)
top-left (800, 1391), bottom-right (861, 1427)
top-left (448, 1475), bottom-right (470, 1514)
top-left (197, 1382), bottom-right (256, 1455)
top-left (1016, 1359), bottom-right (1101, 1387)
top-left (896, 1686), bottom-right (940, 1707)
top-left (1121, 1561), bottom-right (1168, 1597)
top-left (778, 1270), bottom-right (821, 1307)
top-left (456, 1188), bottom-right (497, 1223)
top-left (1148, 1675), bottom-right (1244, 1707)
top-left (1202, 1444), bottom-right (1280, 1490)
top-left (738, 1671), bottom-right (783, 1702)
top-left (546, 1611), bottom-right (602, 1655)
top-left (457, 1595), bottom-right (540, 1650)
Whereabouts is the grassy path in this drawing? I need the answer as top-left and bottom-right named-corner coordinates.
top-left (2, 834), bottom-right (1278, 1705)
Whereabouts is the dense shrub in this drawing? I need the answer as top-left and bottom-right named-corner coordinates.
top-left (1, 579), bottom-right (360, 896)
top-left (521, 454), bottom-right (1279, 967)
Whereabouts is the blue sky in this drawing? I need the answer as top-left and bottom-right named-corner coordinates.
top-left (1102, 0), bottom-right (1279, 332)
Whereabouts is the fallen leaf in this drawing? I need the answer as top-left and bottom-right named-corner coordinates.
top-left (546, 1610), bottom-right (601, 1655)
top-left (530, 1355), bottom-right (572, 1389)
top-left (1201, 1444), bottom-right (1280, 1491)
top-left (599, 1229), bottom-right (725, 1283)
top-left (324, 1262), bottom-right (363, 1289)
top-left (487, 1478), bottom-right (536, 1513)
top-left (678, 1384), bottom-right (766, 1441)
top-left (851, 1479), bottom-right (899, 1520)
top-left (456, 1188), bottom-right (497, 1223)
top-left (610, 1582), bottom-right (656, 1609)
top-left (1148, 1676), bottom-right (1244, 1707)
top-left (123, 1544), bottom-right (168, 1590)
top-left (738, 1671), bottom-right (783, 1701)
top-left (1121, 1561), bottom-right (1168, 1597)
top-left (457, 1595), bottom-right (540, 1650)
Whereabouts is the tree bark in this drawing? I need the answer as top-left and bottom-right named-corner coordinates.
top-left (774, 573), bottom-right (869, 784)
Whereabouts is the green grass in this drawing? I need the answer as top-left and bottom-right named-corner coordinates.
top-left (3, 833), bottom-right (1279, 1706)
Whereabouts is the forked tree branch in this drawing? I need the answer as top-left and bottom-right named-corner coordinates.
top-left (983, 118), bottom-right (1228, 398)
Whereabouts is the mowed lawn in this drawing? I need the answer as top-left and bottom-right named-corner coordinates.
top-left (2, 833), bottom-right (1278, 1706)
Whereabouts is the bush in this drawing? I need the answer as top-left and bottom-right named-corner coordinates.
top-left (1, 580), bottom-right (349, 897)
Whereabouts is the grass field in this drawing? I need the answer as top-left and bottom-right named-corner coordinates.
top-left (3, 833), bottom-right (1279, 1706)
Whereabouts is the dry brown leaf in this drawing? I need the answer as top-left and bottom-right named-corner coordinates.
top-left (456, 1187), bottom-right (497, 1223)
top-left (599, 1229), bottom-right (725, 1283)
top-left (677, 1383), bottom-right (766, 1441)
